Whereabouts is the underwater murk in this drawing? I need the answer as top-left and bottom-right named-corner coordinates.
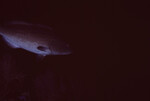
top-left (0, 0), bottom-right (96, 101)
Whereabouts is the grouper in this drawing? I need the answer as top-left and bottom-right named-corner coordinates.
top-left (0, 21), bottom-right (72, 57)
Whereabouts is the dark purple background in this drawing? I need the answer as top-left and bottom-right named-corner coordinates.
top-left (0, 0), bottom-right (97, 101)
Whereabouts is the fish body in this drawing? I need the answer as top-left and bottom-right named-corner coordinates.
top-left (0, 22), bottom-right (71, 56)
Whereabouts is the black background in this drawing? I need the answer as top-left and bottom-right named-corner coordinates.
top-left (0, 0), bottom-right (97, 101)
top-left (103, 0), bottom-right (150, 101)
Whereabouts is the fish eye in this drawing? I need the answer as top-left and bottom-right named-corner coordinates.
top-left (37, 46), bottom-right (48, 51)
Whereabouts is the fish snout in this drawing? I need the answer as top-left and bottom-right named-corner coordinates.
top-left (49, 40), bottom-right (72, 55)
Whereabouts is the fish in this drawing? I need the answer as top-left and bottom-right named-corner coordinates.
top-left (0, 21), bottom-right (72, 58)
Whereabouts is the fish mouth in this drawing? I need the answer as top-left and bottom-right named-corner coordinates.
top-left (47, 38), bottom-right (72, 55)
top-left (51, 50), bottom-right (72, 55)
top-left (50, 46), bottom-right (72, 55)
top-left (49, 42), bottom-right (72, 55)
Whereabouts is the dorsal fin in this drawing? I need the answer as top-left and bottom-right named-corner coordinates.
top-left (6, 21), bottom-right (33, 25)
top-left (5, 21), bottom-right (53, 31)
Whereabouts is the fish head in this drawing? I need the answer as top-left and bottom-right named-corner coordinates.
top-left (48, 39), bottom-right (72, 55)
top-left (34, 39), bottom-right (72, 56)
top-left (35, 45), bottom-right (52, 56)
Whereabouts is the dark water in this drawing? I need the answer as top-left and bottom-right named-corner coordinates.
top-left (102, 1), bottom-right (150, 101)
top-left (0, 0), bottom-right (97, 101)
